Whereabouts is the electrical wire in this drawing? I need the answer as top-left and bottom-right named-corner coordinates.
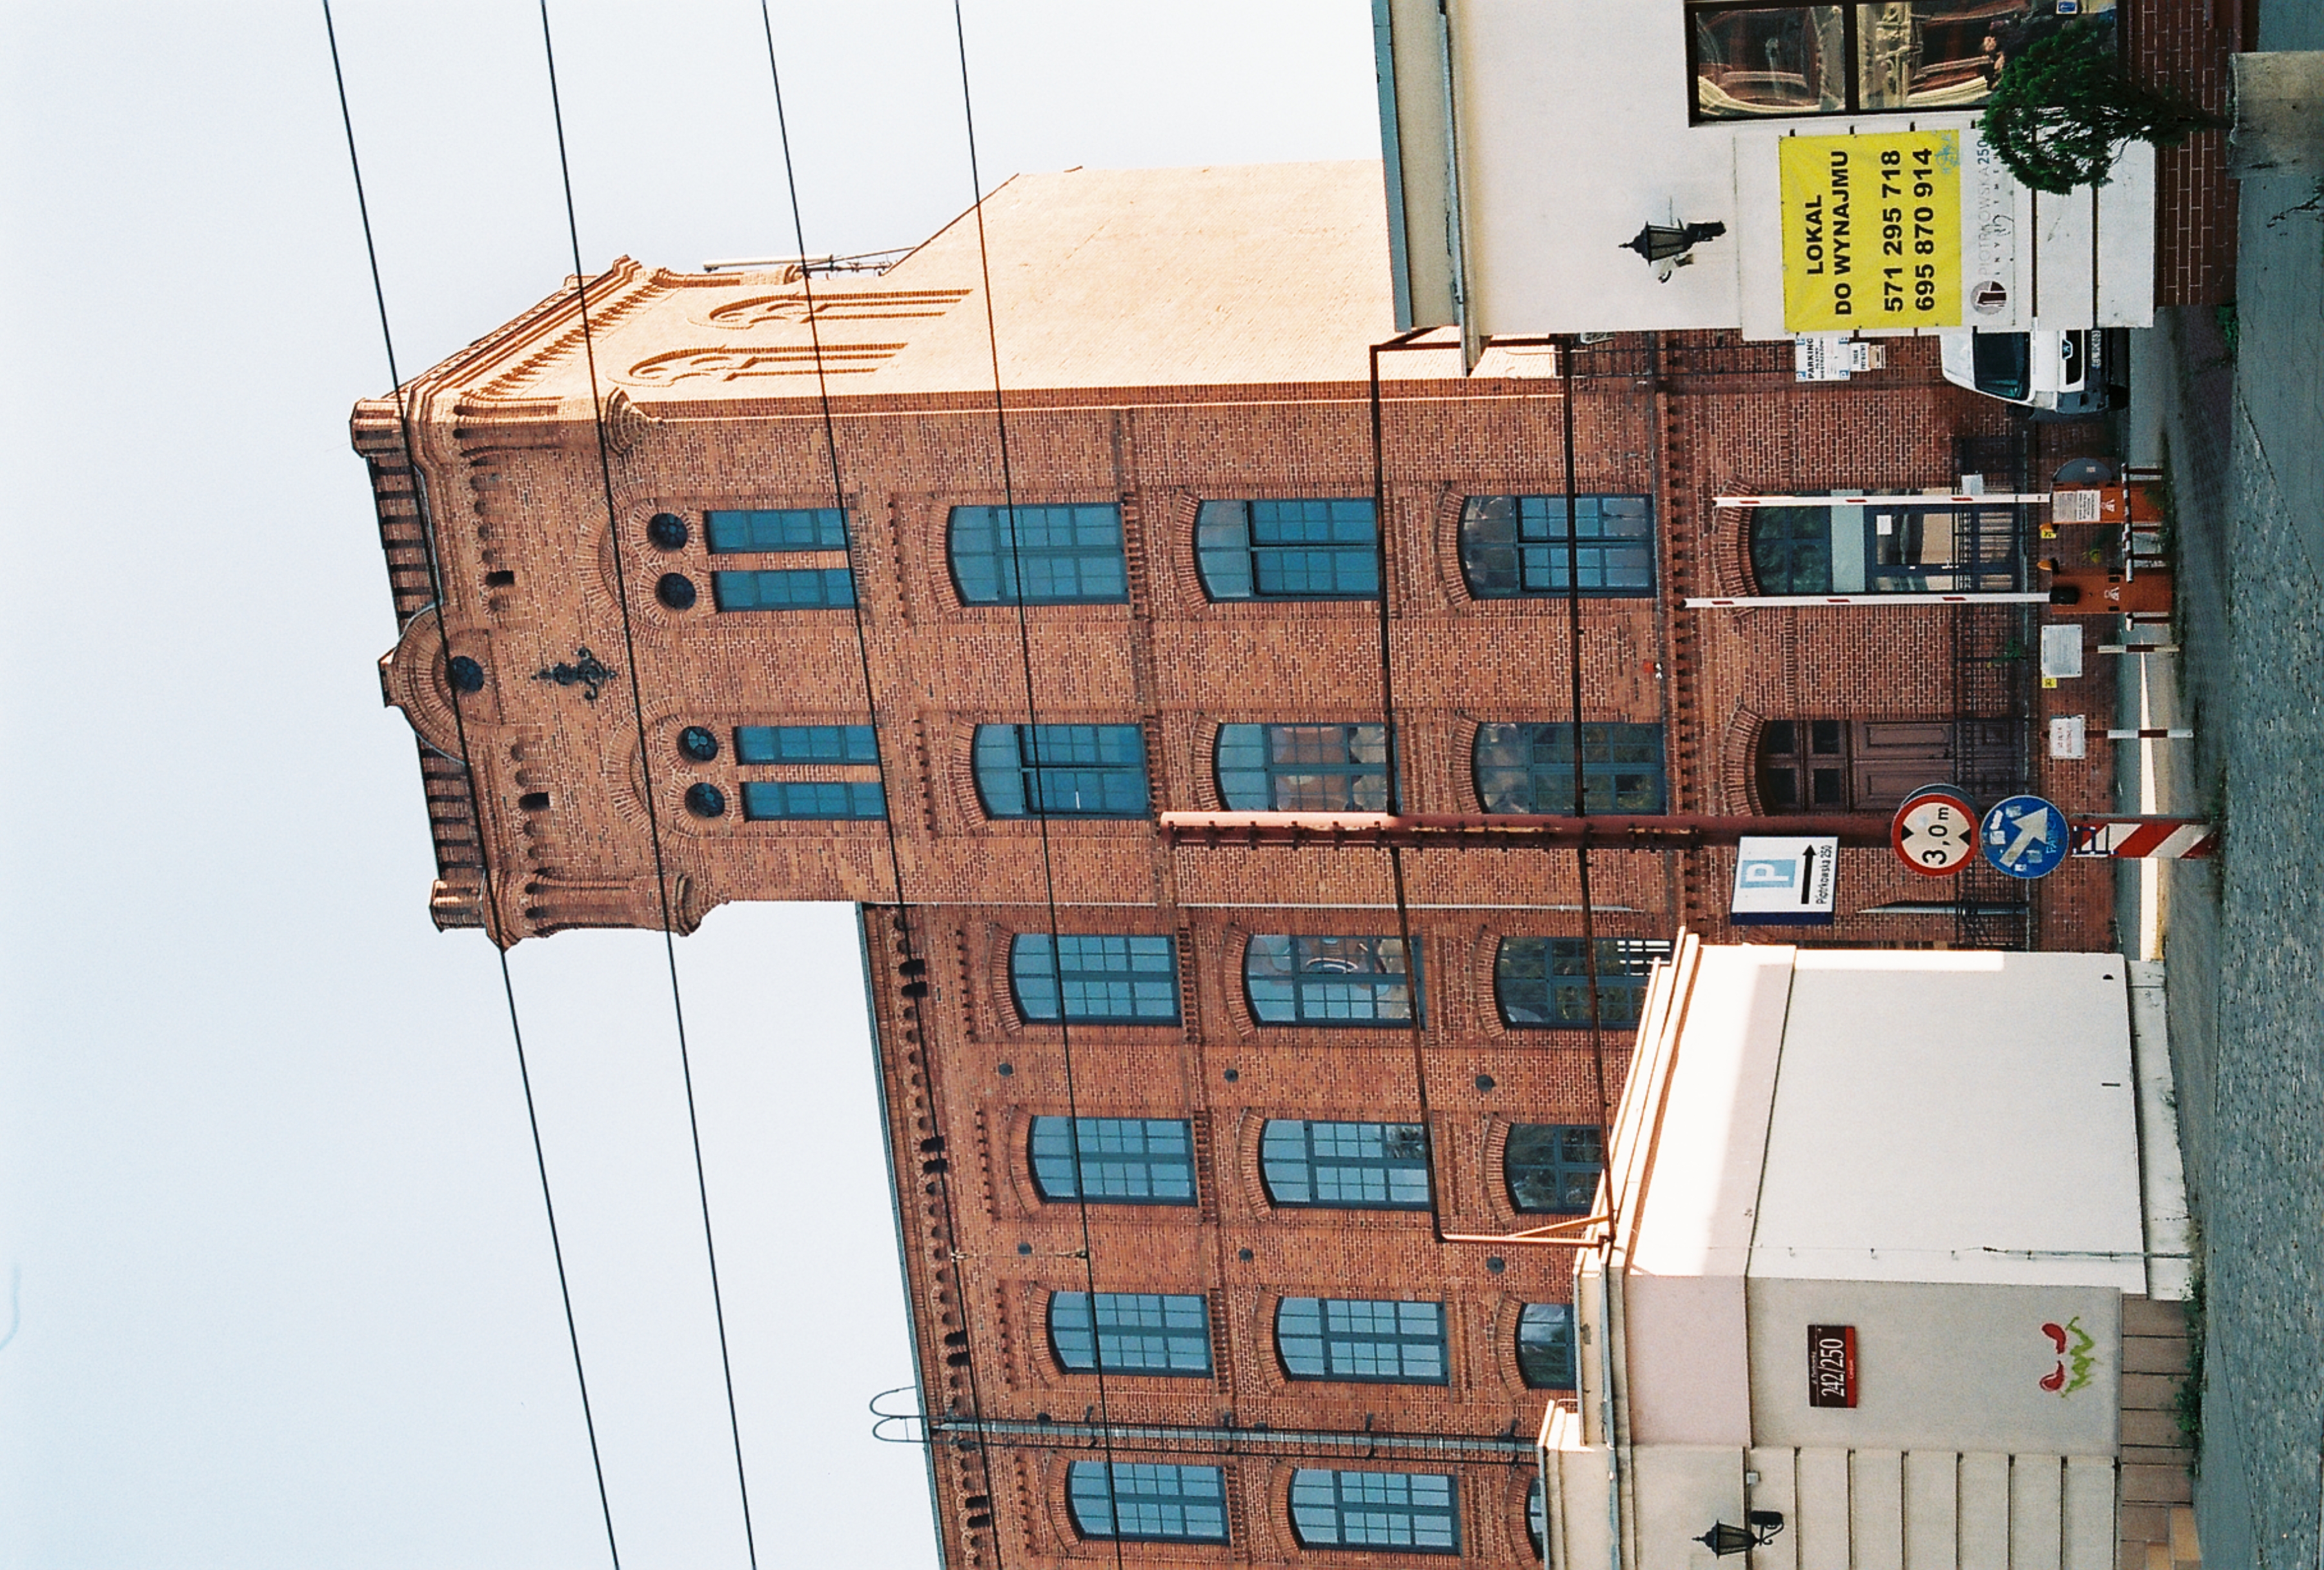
top-left (751, 8), bottom-right (1015, 1564)
top-left (321, 5), bottom-right (621, 1564)
top-left (1366, 332), bottom-right (1615, 1246)
top-left (949, 5), bottom-right (1133, 1564)
top-left (1556, 338), bottom-right (1615, 1131)
top-left (534, 6), bottom-right (758, 1564)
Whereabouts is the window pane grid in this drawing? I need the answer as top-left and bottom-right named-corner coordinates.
top-left (1495, 936), bottom-right (1673, 1027)
top-left (1459, 495), bottom-right (1655, 598)
top-left (733, 724), bottom-right (878, 764)
top-left (1217, 723), bottom-right (1391, 812)
top-left (973, 725), bottom-right (1149, 820)
top-left (1050, 1292), bottom-right (1213, 1375)
top-left (1245, 934), bottom-right (1419, 1026)
top-left (1197, 499), bottom-right (1379, 601)
top-left (1068, 1462), bottom-right (1229, 1543)
top-left (949, 505), bottom-right (1128, 605)
top-left (1012, 934), bottom-right (1180, 1023)
top-left (704, 508), bottom-right (847, 552)
top-left (1289, 1469), bottom-right (1460, 1553)
top-left (1276, 1297), bottom-right (1446, 1384)
top-left (1518, 1302), bottom-right (1579, 1390)
top-left (1475, 722), bottom-right (1668, 814)
top-left (711, 567), bottom-right (854, 610)
top-left (1690, 2), bottom-right (1995, 122)
top-left (1506, 1123), bottom-right (1606, 1215)
top-left (1261, 1120), bottom-right (1431, 1209)
top-left (739, 781), bottom-right (886, 820)
top-left (1027, 1117), bottom-right (1196, 1204)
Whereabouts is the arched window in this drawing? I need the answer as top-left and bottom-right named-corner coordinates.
top-left (1027, 1117), bottom-right (1196, 1204)
top-left (1517, 1303), bottom-right (1578, 1390)
top-left (1505, 1125), bottom-right (1604, 1215)
top-left (1196, 499), bottom-right (1378, 600)
top-left (1260, 1120), bottom-right (1430, 1209)
top-left (948, 504), bottom-right (1128, 605)
top-left (1011, 934), bottom-right (1180, 1023)
top-left (1475, 723), bottom-right (1667, 814)
top-left (1245, 934), bottom-right (1419, 1026)
top-left (1748, 506), bottom-right (1834, 594)
top-left (1050, 1292), bottom-right (1213, 1375)
top-left (1276, 1298), bottom-right (1446, 1383)
top-left (1069, 1462), bottom-right (1229, 1543)
top-left (1216, 723), bottom-right (1390, 811)
top-left (1459, 495), bottom-right (1654, 598)
top-left (1493, 936), bottom-right (1672, 1028)
top-left (1289, 1470), bottom-right (1460, 1553)
top-left (972, 724), bottom-right (1149, 818)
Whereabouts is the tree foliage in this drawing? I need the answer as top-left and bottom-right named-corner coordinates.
top-left (1981, 25), bottom-right (2227, 195)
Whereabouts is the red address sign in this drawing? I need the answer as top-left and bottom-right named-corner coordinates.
top-left (1808, 1323), bottom-right (1857, 1408)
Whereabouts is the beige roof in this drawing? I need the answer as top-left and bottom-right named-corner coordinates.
top-left (865, 160), bottom-right (1401, 390)
top-left (468, 161), bottom-right (1486, 408)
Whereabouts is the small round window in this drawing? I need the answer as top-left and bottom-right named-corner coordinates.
top-left (683, 782), bottom-right (727, 818)
top-left (656, 572), bottom-right (699, 610)
top-left (647, 512), bottom-right (690, 550)
top-left (678, 726), bottom-right (720, 762)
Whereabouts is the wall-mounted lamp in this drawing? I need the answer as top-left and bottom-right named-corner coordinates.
top-left (1694, 1511), bottom-right (1786, 1556)
top-left (1621, 220), bottom-right (1728, 282)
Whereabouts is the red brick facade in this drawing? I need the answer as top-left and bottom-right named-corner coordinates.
top-left (2129, 0), bottom-right (2254, 306)
top-left (354, 165), bottom-right (2119, 1569)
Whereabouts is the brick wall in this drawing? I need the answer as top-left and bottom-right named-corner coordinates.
top-left (361, 260), bottom-right (2125, 1567)
top-left (2128, 0), bottom-right (2250, 305)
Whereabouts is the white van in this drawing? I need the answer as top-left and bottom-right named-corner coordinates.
top-left (1939, 328), bottom-right (2114, 418)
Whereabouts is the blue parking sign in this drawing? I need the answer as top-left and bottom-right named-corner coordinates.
top-left (1979, 794), bottom-right (2069, 879)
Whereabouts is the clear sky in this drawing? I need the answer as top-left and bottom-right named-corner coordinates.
top-left (0, 4), bottom-right (1377, 1566)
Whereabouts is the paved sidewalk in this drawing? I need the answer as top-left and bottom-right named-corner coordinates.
top-left (2125, 14), bottom-right (2324, 1567)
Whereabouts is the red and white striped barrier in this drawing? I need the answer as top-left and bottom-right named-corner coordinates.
top-left (2069, 817), bottom-right (2219, 859)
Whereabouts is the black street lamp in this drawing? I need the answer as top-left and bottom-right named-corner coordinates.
top-left (1694, 1511), bottom-right (1786, 1556)
top-left (1622, 220), bottom-right (1729, 267)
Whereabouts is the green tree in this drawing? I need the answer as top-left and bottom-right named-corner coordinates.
top-left (1981, 26), bottom-right (2227, 195)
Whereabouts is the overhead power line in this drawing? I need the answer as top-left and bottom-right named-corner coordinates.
top-left (947, 5), bottom-right (1132, 1568)
top-left (535, 5), bottom-right (760, 1565)
top-left (752, 4), bottom-right (1018, 1565)
top-left (321, 4), bottom-right (622, 1565)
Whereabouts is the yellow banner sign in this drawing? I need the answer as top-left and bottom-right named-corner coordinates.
top-left (1780, 131), bottom-right (1962, 333)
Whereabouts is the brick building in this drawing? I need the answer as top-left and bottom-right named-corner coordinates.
top-left (355, 161), bottom-right (2116, 1568)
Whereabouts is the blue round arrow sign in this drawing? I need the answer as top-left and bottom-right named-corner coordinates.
top-left (1979, 794), bottom-right (2069, 879)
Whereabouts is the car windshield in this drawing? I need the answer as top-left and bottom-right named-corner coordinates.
top-left (1970, 332), bottom-right (2030, 399)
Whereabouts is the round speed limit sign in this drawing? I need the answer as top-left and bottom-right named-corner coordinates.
top-left (1892, 785), bottom-right (1977, 876)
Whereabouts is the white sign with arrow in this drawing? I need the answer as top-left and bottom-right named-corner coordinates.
top-left (1730, 836), bottom-right (1839, 927)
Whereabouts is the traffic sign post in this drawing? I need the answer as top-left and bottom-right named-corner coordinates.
top-left (1980, 794), bottom-right (2070, 880)
top-left (1892, 785), bottom-right (1978, 877)
top-left (2069, 816), bottom-right (2219, 860)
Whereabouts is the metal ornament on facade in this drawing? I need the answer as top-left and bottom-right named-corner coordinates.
top-left (532, 646), bottom-right (616, 703)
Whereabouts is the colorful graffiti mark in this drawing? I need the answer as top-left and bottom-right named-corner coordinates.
top-left (2038, 1316), bottom-right (2097, 1397)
